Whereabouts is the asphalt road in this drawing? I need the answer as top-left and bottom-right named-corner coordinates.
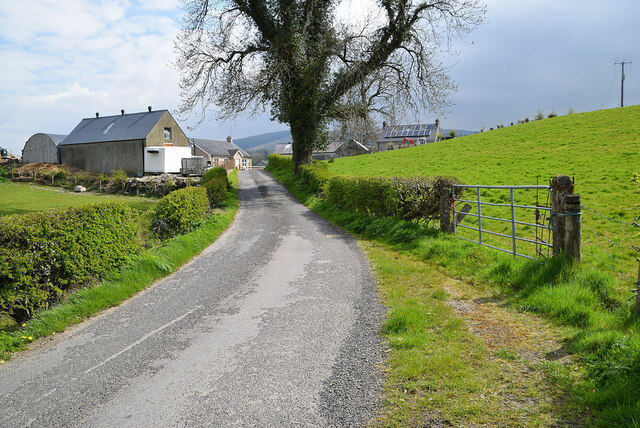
top-left (0, 170), bottom-right (384, 427)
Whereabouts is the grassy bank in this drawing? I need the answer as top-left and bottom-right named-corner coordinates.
top-left (0, 182), bottom-right (156, 216)
top-left (329, 106), bottom-right (640, 280)
top-left (268, 162), bottom-right (640, 426)
top-left (0, 172), bottom-right (238, 361)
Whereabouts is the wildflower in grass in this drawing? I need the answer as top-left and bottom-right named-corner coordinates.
top-left (21, 323), bottom-right (26, 327)
top-left (21, 336), bottom-right (26, 339)
top-left (28, 337), bottom-right (33, 341)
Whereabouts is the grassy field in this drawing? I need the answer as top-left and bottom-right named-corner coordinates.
top-left (0, 182), bottom-right (157, 216)
top-left (329, 106), bottom-right (640, 281)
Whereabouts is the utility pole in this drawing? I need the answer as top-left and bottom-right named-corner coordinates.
top-left (615, 60), bottom-right (632, 107)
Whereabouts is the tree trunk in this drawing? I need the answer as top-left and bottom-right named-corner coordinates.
top-left (290, 117), bottom-right (319, 175)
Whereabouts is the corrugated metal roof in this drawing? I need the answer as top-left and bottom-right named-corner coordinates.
top-left (60, 110), bottom-right (168, 145)
top-left (190, 138), bottom-right (251, 158)
top-left (45, 134), bottom-right (68, 145)
top-left (273, 143), bottom-right (293, 155)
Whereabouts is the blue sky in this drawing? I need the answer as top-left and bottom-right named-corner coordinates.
top-left (1, 0), bottom-right (638, 155)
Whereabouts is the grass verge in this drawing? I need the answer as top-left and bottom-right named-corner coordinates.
top-left (0, 171), bottom-right (238, 361)
top-left (267, 163), bottom-right (640, 426)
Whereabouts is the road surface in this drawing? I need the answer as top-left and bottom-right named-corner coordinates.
top-left (0, 170), bottom-right (384, 427)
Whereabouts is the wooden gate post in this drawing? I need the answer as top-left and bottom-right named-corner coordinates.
top-left (439, 184), bottom-right (454, 233)
top-left (551, 175), bottom-right (581, 260)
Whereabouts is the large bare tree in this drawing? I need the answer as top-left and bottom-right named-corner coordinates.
top-left (175, 0), bottom-right (485, 172)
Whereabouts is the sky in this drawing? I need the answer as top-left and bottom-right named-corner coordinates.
top-left (1, 0), bottom-right (638, 155)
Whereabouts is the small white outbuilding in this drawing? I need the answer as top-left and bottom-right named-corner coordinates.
top-left (144, 146), bottom-right (192, 174)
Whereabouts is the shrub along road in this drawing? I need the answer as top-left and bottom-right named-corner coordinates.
top-left (0, 170), bottom-right (384, 426)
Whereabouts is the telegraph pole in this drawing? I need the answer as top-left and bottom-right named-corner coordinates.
top-left (615, 60), bottom-right (632, 107)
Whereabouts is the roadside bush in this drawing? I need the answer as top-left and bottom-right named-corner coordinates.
top-left (326, 175), bottom-right (462, 222)
top-left (202, 167), bottom-right (230, 189)
top-left (0, 166), bottom-right (8, 183)
top-left (204, 176), bottom-right (228, 207)
top-left (151, 187), bottom-right (208, 239)
top-left (110, 169), bottom-right (128, 192)
top-left (298, 162), bottom-right (331, 194)
top-left (266, 154), bottom-right (294, 172)
top-left (0, 203), bottom-right (141, 322)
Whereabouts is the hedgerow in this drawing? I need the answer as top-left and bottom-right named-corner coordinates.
top-left (204, 176), bottom-right (228, 207)
top-left (0, 203), bottom-right (141, 322)
top-left (151, 187), bottom-right (208, 239)
top-left (202, 167), bottom-right (230, 189)
top-left (267, 154), bottom-right (461, 223)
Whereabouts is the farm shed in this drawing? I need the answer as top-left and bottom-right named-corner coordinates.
top-left (59, 108), bottom-right (189, 176)
top-left (22, 133), bottom-right (67, 164)
top-left (312, 139), bottom-right (369, 160)
top-left (190, 137), bottom-right (252, 170)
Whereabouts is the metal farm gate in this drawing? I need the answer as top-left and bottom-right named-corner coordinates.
top-left (452, 184), bottom-right (553, 259)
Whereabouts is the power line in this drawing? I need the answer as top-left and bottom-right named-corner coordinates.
top-left (614, 60), bottom-right (632, 107)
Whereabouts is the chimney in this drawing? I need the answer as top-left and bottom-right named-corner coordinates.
top-left (435, 118), bottom-right (440, 127)
top-left (382, 121), bottom-right (388, 128)
top-left (121, 109), bottom-right (125, 116)
top-left (226, 135), bottom-right (232, 143)
top-left (148, 106), bottom-right (152, 112)
top-left (95, 112), bottom-right (99, 118)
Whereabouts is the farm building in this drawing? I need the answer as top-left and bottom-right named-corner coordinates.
top-left (273, 143), bottom-right (293, 155)
top-left (375, 119), bottom-right (442, 152)
top-left (59, 108), bottom-right (189, 176)
top-left (22, 133), bottom-right (67, 164)
top-left (312, 139), bottom-right (369, 160)
top-left (190, 137), bottom-right (252, 170)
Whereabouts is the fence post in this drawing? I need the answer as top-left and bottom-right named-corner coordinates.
top-left (439, 183), bottom-right (453, 233)
top-left (551, 175), bottom-right (581, 260)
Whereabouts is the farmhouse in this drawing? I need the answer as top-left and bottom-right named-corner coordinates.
top-left (22, 133), bottom-right (67, 164)
top-left (312, 139), bottom-right (369, 160)
top-left (376, 120), bottom-right (442, 152)
top-left (59, 108), bottom-right (189, 176)
top-left (190, 137), bottom-right (252, 170)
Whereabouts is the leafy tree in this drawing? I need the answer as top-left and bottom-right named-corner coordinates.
top-left (175, 0), bottom-right (485, 173)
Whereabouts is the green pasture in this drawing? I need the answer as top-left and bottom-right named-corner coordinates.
top-left (329, 105), bottom-right (640, 280)
top-left (0, 182), bottom-right (157, 216)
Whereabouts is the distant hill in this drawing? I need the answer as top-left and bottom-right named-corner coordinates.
top-left (234, 130), bottom-right (292, 153)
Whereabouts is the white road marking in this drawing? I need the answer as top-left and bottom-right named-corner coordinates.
top-left (84, 305), bottom-right (202, 374)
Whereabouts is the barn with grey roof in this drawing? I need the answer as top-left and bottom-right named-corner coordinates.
top-left (59, 108), bottom-right (188, 176)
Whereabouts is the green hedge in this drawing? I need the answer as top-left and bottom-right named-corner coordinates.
top-left (298, 162), bottom-right (331, 194)
top-left (326, 175), bottom-right (463, 222)
top-left (202, 167), bottom-right (230, 189)
top-left (266, 154), bottom-right (294, 172)
top-left (0, 203), bottom-right (141, 322)
top-left (266, 154), bottom-right (462, 224)
top-left (152, 187), bottom-right (208, 239)
top-left (204, 176), bottom-right (228, 207)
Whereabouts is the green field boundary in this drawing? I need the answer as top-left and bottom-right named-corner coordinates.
top-left (0, 172), bottom-right (238, 361)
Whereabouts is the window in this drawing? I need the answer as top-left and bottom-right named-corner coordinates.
top-left (164, 127), bottom-right (172, 139)
top-left (242, 158), bottom-right (247, 166)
